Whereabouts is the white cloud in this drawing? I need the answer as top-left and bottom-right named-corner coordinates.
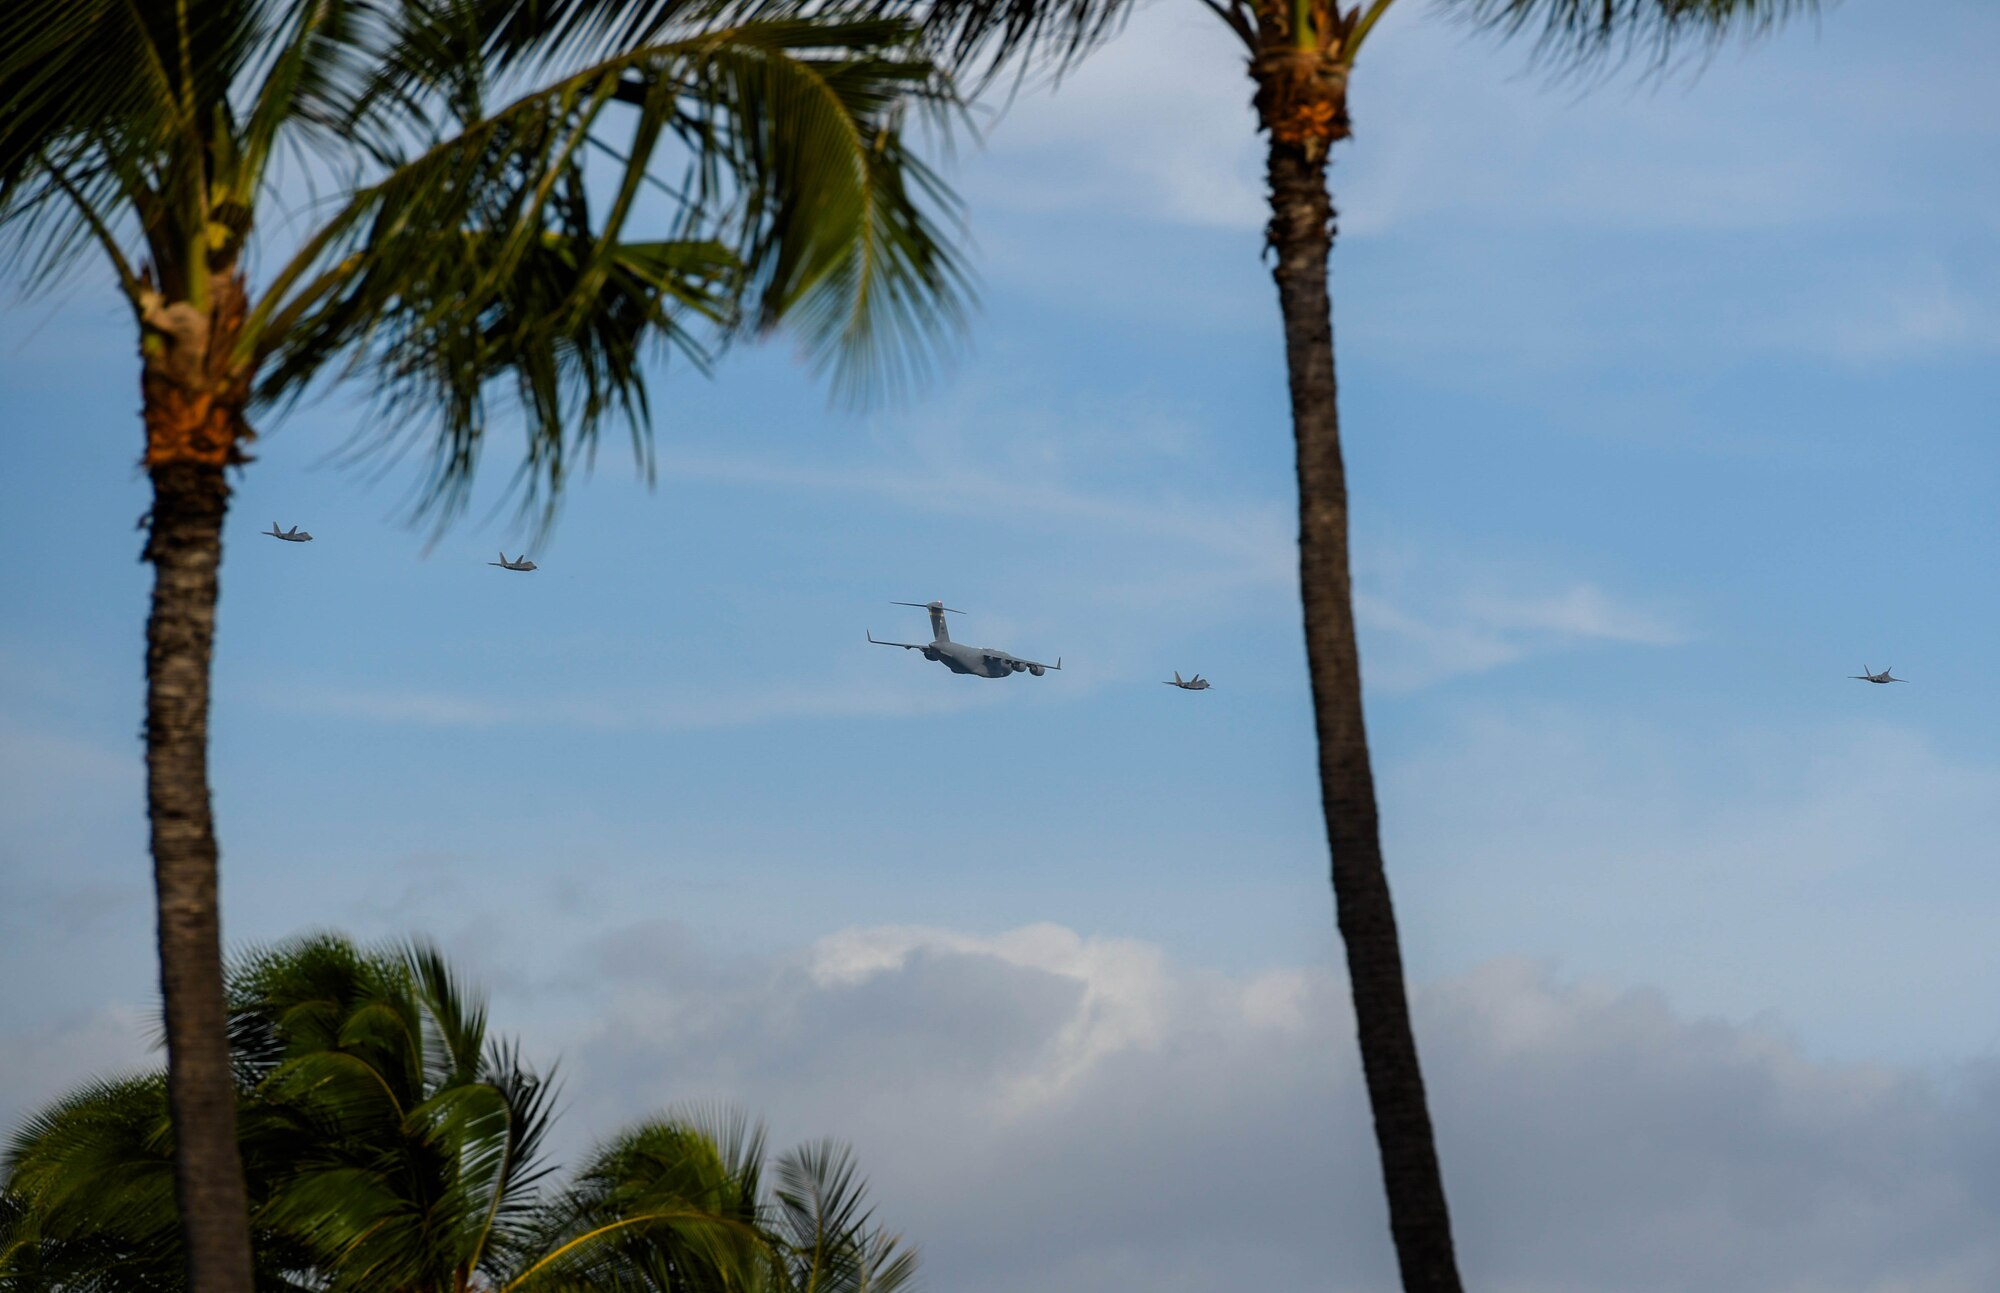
top-left (11, 920), bottom-right (1999, 1292)
top-left (536, 921), bottom-right (2000, 1293)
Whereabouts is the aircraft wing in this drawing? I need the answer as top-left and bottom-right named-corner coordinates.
top-left (986, 651), bottom-right (1061, 672)
top-left (867, 631), bottom-right (926, 650)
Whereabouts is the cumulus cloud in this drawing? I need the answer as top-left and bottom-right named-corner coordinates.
top-left (541, 922), bottom-right (2000, 1293)
top-left (10, 919), bottom-right (1997, 1292)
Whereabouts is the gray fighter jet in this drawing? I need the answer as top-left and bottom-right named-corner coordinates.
top-left (1850, 666), bottom-right (1905, 684)
top-left (265, 522), bottom-right (312, 542)
top-left (1164, 672), bottom-right (1211, 690)
top-left (489, 551), bottom-right (537, 572)
top-left (868, 601), bottom-right (1061, 678)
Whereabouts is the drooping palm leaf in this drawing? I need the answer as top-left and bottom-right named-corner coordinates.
top-left (7, 0), bottom-right (971, 538)
top-left (1434, 0), bottom-right (1825, 72)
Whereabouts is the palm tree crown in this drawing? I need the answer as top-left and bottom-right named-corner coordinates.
top-left (2, 0), bottom-right (968, 519)
top-left (1, 934), bottom-right (918, 1293)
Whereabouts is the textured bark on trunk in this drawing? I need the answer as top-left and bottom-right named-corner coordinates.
top-left (145, 456), bottom-right (255, 1293)
top-left (1265, 139), bottom-right (1464, 1293)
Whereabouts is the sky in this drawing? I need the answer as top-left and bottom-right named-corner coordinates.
top-left (4, 0), bottom-right (2000, 1288)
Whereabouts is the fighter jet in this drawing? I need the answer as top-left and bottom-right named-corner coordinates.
top-left (868, 601), bottom-right (1061, 678)
top-left (488, 551), bottom-right (537, 572)
top-left (1164, 672), bottom-right (1211, 690)
top-left (1850, 666), bottom-right (1905, 684)
top-left (265, 522), bottom-right (312, 542)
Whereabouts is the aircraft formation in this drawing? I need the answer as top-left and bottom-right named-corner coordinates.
top-left (262, 525), bottom-right (1909, 691)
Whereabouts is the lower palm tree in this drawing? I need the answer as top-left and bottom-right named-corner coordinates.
top-left (1, 2), bottom-right (966, 1286)
top-left (0, 935), bottom-right (918, 1293)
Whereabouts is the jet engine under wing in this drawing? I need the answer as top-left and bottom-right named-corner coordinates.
top-left (984, 651), bottom-right (1061, 676)
top-left (867, 631), bottom-right (928, 650)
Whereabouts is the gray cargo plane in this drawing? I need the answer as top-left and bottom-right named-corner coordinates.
top-left (1850, 666), bottom-right (1905, 684)
top-left (265, 522), bottom-right (312, 542)
top-left (1164, 672), bottom-right (1211, 690)
top-left (489, 552), bottom-right (537, 572)
top-left (868, 601), bottom-right (1061, 678)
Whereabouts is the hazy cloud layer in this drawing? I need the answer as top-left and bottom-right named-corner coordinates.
top-left (536, 923), bottom-right (2000, 1293)
top-left (9, 920), bottom-right (1996, 1291)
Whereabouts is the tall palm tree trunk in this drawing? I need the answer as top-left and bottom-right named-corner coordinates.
top-left (1265, 139), bottom-right (1463, 1293)
top-left (143, 454), bottom-right (256, 1293)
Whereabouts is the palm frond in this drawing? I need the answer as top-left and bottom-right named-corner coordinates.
top-left (691, 24), bottom-right (973, 403)
top-left (771, 1139), bottom-right (918, 1293)
top-left (0, 1075), bottom-right (188, 1292)
top-left (249, 12), bottom-right (966, 537)
top-left (1436, 0), bottom-right (1825, 75)
top-left (508, 1119), bottom-right (768, 1290)
top-left (5, 938), bottom-right (923, 1293)
top-left (0, 0), bottom-right (178, 298)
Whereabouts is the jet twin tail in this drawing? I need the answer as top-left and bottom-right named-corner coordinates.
top-left (265, 522), bottom-right (312, 542)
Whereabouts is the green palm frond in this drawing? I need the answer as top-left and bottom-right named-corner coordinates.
top-left (511, 1118), bottom-right (769, 1290)
top-left (405, 938), bottom-right (491, 1084)
top-left (1, 1076), bottom-right (189, 1292)
top-left (5, 939), bottom-right (921, 1293)
top-left (6, 0), bottom-right (970, 543)
top-left (769, 1139), bottom-right (916, 1293)
top-left (1436, 0), bottom-right (1826, 73)
top-left (697, 24), bottom-right (973, 402)
top-left (235, 8), bottom-right (965, 536)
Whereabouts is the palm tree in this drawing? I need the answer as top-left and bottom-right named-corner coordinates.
top-left (0, 934), bottom-right (919, 1293)
top-left (833, 0), bottom-right (1813, 1288)
top-left (0, 2), bottom-right (965, 1288)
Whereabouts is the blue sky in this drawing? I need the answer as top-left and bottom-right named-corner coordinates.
top-left (5, 2), bottom-right (2000, 1288)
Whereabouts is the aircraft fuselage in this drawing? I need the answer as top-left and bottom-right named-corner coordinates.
top-left (927, 641), bottom-right (1035, 678)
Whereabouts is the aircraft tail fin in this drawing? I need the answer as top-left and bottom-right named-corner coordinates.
top-left (1174, 671), bottom-right (1183, 685)
top-left (929, 605), bottom-right (951, 643)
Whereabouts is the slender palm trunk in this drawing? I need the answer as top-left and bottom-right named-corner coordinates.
top-left (1265, 139), bottom-right (1463, 1293)
top-left (144, 457), bottom-right (256, 1293)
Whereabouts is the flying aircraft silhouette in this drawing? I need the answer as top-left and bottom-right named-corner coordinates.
top-left (868, 601), bottom-right (1060, 678)
top-left (1164, 672), bottom-right (1211, 690)
top-left (265, 522), bottom-right (312, 542)
top-left (1850, 666), bottom-right (1905, 684)
top-left (488, 552), bottom-right (537, 572)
